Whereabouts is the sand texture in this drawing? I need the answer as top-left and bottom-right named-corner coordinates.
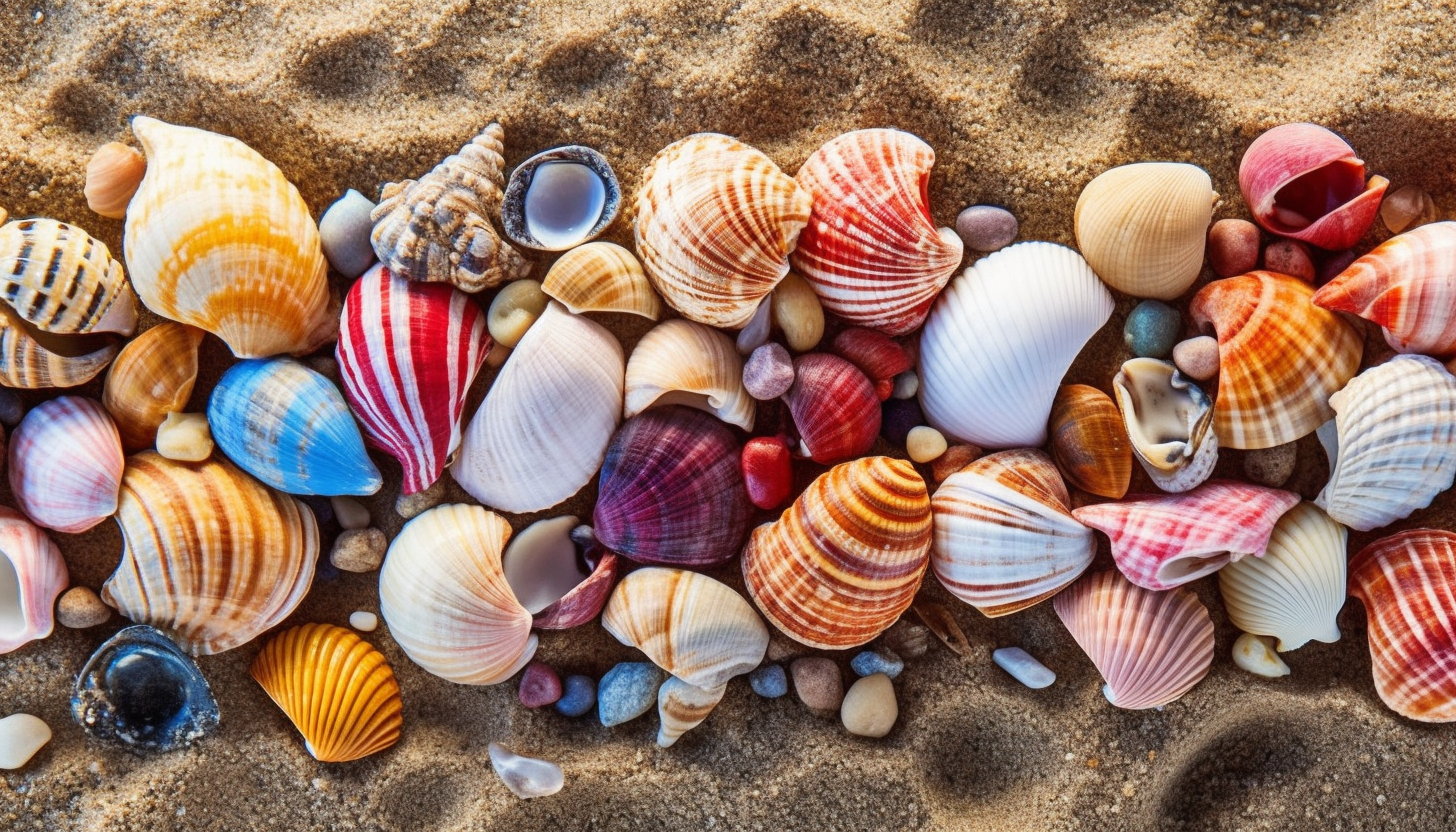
top-left (4, 0), bottom-right (1456, 829)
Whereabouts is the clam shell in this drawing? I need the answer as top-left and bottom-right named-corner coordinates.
top-left (501, 145), bottom-right (621, 251)
top-left (102, 322), bottom-right (204, 450)
top-left (1073, 163), bottom-right (1214, 299)
top-left (1219, 502), bottom-right (1346, 652)
top-left (0, 507), bottom-right (68, 654)
top-left (624, 319), bottom-right (755, 431)
top-left (1239, 122), bottom-right (1389, 251)
top-left (1111, 358), bottom-right (1218, 493)
top-left (0, 218), bottom-right (136, 335)
top-left (9, 397), bottom-right (124, 533)
top-left (1313, 221), bottom-right (1456, 357)
top-left (830, 328), bottom-right (912, 401)
top-left (85, 142), bottom-right (147, 220)
top-left (656, 677), bottom-right (725, 748)
top-left (541, 241), bottom-right (661, 320)
top-left (782, 353), bottom-right (880, 464)
top-left (0, 301), bottom-right (119, 388)
top-left (790, 128), bottom-right (963, 335)
top-left (1047, 384), bottom-right (1131, 500)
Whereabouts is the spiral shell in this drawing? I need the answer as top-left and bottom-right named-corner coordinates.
top-left (9, 397), bottom-right (124, 534)
top-left (0, 507), bottom-right (68, 654)
top-left (541, 241), bottom-right (662, 319)
top-left (1239, 122), bottom-right (1389, 251)
top-left (1073, 162), bottom-right (1215, 299)
top-left (1112, 358), bottom-right (1218, 493)
top-left (1047, 384), bottom-right (1131, 500)
top-left (782, 353), bottom-right (880, 464)
top-left (0, 303), bottom-right (118, 389)
top-left (656, 677), bottom-right (726, 748)
top-left (0, 217), bottom-right (136, 335)
top-left (102, 322), bottom-right (204, 450)
top-left (624, 319), bottom-right (755, 431)
top-left (1219, 502), bottom-right (1346, 652)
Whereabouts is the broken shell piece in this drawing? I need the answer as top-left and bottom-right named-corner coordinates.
top-left (71, 625), bottom-right (220, 751)
top-left (656, 677), bottom-right (726, 748)
top-left (501, 515), bottom-right (617, 629)
top-left (1232, 632), bottom-right (1290, 678)
top-left (1112, 358), bottom-right (1218, 493)
top-left (502, 146), bottom-right (620, 251)
top-left (488, 743), bottom-right (564, 799)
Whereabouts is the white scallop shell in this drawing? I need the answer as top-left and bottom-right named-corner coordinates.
top-left (1219, 502), bottom-right (1346, 651)
top-left (624, 319), bottom-right (755, 431)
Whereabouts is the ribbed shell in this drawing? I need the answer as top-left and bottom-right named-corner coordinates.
top-left (124, 117), bottom-right (334, 358)
top-left (1314, 355), bottom-right (1456, 531)
top-left (1239, 122), bottom-right (1389, 251)
top-left (790, 128), bottom-right (964, 335)
top-left (741, 456), bottom-right (932, 649)
top-left (782, 353), bottom-right (880, 464)
top-left (656, 677), bottom-right (725, 748)
top-left (0, 218), bottom-right (136, 334)
top-left (1112, 358), bottom-right (1218, 493)
top-left (378, 504), bottom-right (537, 685)
top-left (102, 452), bottom-right (318, 655)
top-left (633, 133), bottom-right (811, 328)
top-left (624, 319), bottom-right (755, 431)
top-left (9, 397), bottom-right (124, 533)
top-left (1048, 384), bottom-right (1132, 499)
top-left (830, 328), bottom-right (913, 401)
top-left (337, 264), bottom-right (489, 495)
top-left (102, 322), bottom-right (205, 450)
top-left (1188, 271), bottom-right (1362, 450)
top-left (250, 623), bottom-right (403, 762)
top-left (541, 241), bottom-right (662, 319)
top-left (0, 302), bottom-right (118, 388)
top-left (1073, 162), bottom-right (1214, 299)
top-left (0, 506), bottom-right (68, 654)
top-left (930, 449), bottom-right (1096, 617)
top-left (1219, 502), bottom-right (1346, 651)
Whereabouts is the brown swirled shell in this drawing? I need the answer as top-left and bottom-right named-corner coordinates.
top-left (102, 322), bottom-right (205, 450)
top-left (1048, 384), bottom-right (1131, 499)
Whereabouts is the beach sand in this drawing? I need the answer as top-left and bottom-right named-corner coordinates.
top-left (3, 0), bottom-right (1456, 829)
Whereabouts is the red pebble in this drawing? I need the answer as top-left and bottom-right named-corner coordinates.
top-left (519, 661), bottom-right (563, 708)
top-left (742, 436), bottom-right (793, 510)
top-left (830, 328), bottom-right (912, 402)
top-left (1262, 239), bottom-right (1316, 283)
top-left (1207, 219), bottom-right (1260, 277)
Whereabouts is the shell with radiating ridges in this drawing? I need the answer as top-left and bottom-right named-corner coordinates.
top-left (1219, 502), bottom-right (1346, 652)
top-left (1073, 162), bottom-right (1214, 299)
top-left (9, 397), bottom-right (124, 534)
top-left (1048, 384), bottom-right (1131, 499)
top-left (1239, 122), bottom-right (1389, 251)
top-left (624, 319), bottom-right (755, 431)
top-left (0, 302), bottom-right (119, 389)
top-left (541, 241), bottom-right (662, 320)
top-left (1112, 358), bottom-right (1219, 493)
top-left (783, 353), bottom-right (880, 464)
top-left (656, 677), bottom-right (725, 748)
top-left (102, 322), bottom-right (204, 450)
top-left (0, 507), bottom-right (68, 654)
top-left (0, 218), bottom-right (136, 335)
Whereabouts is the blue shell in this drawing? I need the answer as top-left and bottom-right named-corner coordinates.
top-left (71, 625), bottom-right (220, 752)
top-left (208, 358), bottom-right (382, 496)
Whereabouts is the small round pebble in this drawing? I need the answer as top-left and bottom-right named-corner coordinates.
top-left (1123, 300), bottom-right (1182, 359)
top-left (0, 388), bottom-right (24, 427)
top-left (598, 662), bottom-right (666, 727)
top-left (791, 657), bottom-right (844, 714)
top-left (1172, 336), bottom-right (1220, 382)
top-left (330, 496), bottom-right (371, 531)
top-left (891, 370), bottom-right (919, 400)
top-left (955, 205), bottom-right (1018, 252)
top-left (906, 426), bottom-right (947, 463)
top-left (992, 646), bottom-right (1056, 689)
top-left (1207, 218), bottom-right (1260, 278)
top-left (931, 443), bottom-right (982, 485)
top-left (772, 273), bottom-right (825, 352)
top-left (56, 586), bottom-right (110, 629)
top-left (881, 398), bottom-right (924, 448)
top-left (749, 664), bottom-right (789, 698)
top-left (0, 714), bottom-right (51, 770)
top-left (318, 189), bottom-right (378, 279)
top-left (743, 342), bottom-right (795, 400)
top-left (850, 649), bottom-right (904, 680)
top-left (488, 280), bottom-right (549, 349)
top-left (1381, 184), bottom-right (1439, 235)
top-left (330, 528), bottom-right (387, 573)
top-left (840, 674), bottom-right (898, 738)
top-left (396, 479), bottom-right (447, 519)
top-left (155, 412), bottom-right (213, 462)
top-left (519, 661), bottom-right (563, 709)
top-left (765, 635), bottom-right (802, 664)
top-left (554, 675), bottom-right (597, 717)
top-left (1243, 443), bottom-right (1297, 488)
top-left (1263, 239), bottom-right (1315, 283)
top-left (348, 611), bottom-right (378, 632)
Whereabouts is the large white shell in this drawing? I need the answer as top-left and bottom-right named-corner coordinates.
top-left (1219, 502), bottom-right (1346, 651)
top-left (624, 319), bottom-right (755, 431)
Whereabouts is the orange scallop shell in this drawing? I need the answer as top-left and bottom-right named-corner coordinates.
top-left (1047, 384), bottom-right (1131, 499)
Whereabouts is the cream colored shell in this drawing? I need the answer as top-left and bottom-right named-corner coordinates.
top-left (624, 318), bottom-right (755, 431)
top-left (541, 241), bottom-right (662, 320)
top-left (656, 677), bottom-right (726, 748)
top-left (1074, 162), bottom-right (1215, 299)
top-left (1112, 357), bottom-right (1219, 493)
top-left (1219, 502), bottom-right (1346, 651)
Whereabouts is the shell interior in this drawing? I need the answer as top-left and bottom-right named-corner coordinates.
top-left (70, 625), bottom-right (220, 751)
top-left (1112, 358), bottom-right (1214, 473)
top-left (502, 146), bottom-right (620, 251)
top-left (0, 553), bottom-right (21, 639)
top-left (501, 515), bottom-right (590, 614)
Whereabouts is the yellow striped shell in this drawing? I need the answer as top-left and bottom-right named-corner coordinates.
top-left (624, 319), bottom-right (755, 431)
top-left (541, 241), bottom-right (662, 319)
top-left (1219, 502), bottom-right (1346, 652)
top-left (0, 218), bottom-right (136, 335)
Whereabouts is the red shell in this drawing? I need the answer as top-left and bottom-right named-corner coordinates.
top-left (1238, 122), bottom-right (1389, 251)
top-left (742, 436), bottom-right (792, 510)
top-left (533, 549), bottom-right (618, 630)
top-left (782, 353), bottom-right (880, 465)
top-left (830, 328), bottom-right (912, 401)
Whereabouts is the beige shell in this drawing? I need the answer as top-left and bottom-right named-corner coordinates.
top-left (0, 302), bottom-right (118, 388)
top-left (541, 241), bottom-right (662, 320)
top-left (0, 218), bottom-right (136, 335)
top-left (656, 677), bottom-right (726, 748)
top-left (102, 322), bottom-right (205, 450)
top-left (1074, 163), bottom-right (1215, 299)
top-left (624, 318), bottom-right (755, 431)
top-left (85, 142), bottom-right (147, 219)
top-left (1219, 502), bottom-right (1346, 651)
top-left (1112, 357), bottom-right (1219, 493)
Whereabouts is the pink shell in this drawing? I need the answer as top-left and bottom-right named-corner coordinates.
top-left (1238, 122), bottom-right (1389, 251)
top-left (0, 506), bottom-right (68, 653)
top-left (533, 548), bottom-right (619, 631)
top-left (9, 397), bottom-right (123, 533)
top-left (783, 353), bottom-right (881, 464)
top-left (791, 129), bottom-right (964, 335)
top-left (1053, 570), bottom-right (1214, 710)
top-left (337, 264), bottom-right (490, 494)
top-left (1313, 221), bottom-right (1456, 357)
top-left (830, 328), bottom-right (912, 401)
top-left (1071, 480), bottom-right (1300, 591)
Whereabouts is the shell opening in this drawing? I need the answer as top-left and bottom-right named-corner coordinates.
top-left (1270, 159), bottom-right (1366, 231)
top-left (0, 553), bottom-right (21, 639)
top-left (642, 389), bottom-right (726, 416)
top-left (1155, 552), bottom-right (1231, 586)
top-left (1113, 358), bottom-right (1214, 473)
top-left (523, 162), bottom-right (607, 250)
top-left (0, 302), bottom-right (117, 357)
top-left (501, 516), bottom-right (591, 614)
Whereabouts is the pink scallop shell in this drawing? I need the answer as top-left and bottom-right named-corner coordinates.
top-left (9, 396), bottom-right (123, 533)
top-left (1238, 122), bottom-right (1389, 251)
top-left (782, 353), bottom-right (881, 465)
top-left (0, 506), bottom-right (68, 653)
top-left (1313, 221), bottom-right (1456, 357)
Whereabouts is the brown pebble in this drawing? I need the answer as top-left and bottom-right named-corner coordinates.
top-left (330, 496), bottom-right (371, 531)
top-left (1207, 219), bottom-right (1260, 278)
top-left (765, 634), bottom-right (803, 663)
top-left (1380, 185), bottom-right (1439, 235)
top-left (1317, 249), bottom-right (1358, 285)
top-left (931, 443), bottom-right (983, 485)
top-left (880, 620), bottom-right (930, 660)
top-left (1263, 239), bottom-right (1315, 283)
top-left (396, 479), bottom-right (447, 519)
top-left (330, 528), bottom-right (387, 572)
top-left (56, 587), bottom-right (111, 629)
top-left (791, 657), bottom-right (844, 714)
top-left (1172, 336), bottom-right (1220, 382)
top-left (1243, 443), bottom-right (1298, 488)
top-left (840, 673), bottom-right (898, 738)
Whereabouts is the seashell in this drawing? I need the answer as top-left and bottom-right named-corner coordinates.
top-left (656, 677), bottom-right (725, 748)
top-left (250, 623), bottom-right (403, 762)
top-left (919, 242), bottom-right (1114, 448)
top-left (1312, 221), bottom-right (1456, 357)
top-left (790, 128), bottom-right (963, 335)
top-left (501, 145), bottom-right (621, 251)
top-left (736, 295), bottom-right (772, 354)
top-left (1314, 354), bottom-right (1456, 531)
top-left (1053, 571), bottom-right (1214, 710)
top-left (71, 625), bottom-right (220, 751)
top-left (85, 142), bottom-right (147, 219)
top-left (500, 516), bottom-right (618, 631)
top-left (124, 116), bottom-right (335, 358)
top-left (209, 358), bottom-right (382, 497)
top-left (782, 353), bottom-right (880, 464)
top-left (9, 397), bottom-right (124, 533)
top-left (830, 328), bottom-right (912, 401)
top-left (371, 122), bottom-right (529, 292)
top-left (0, 507), bottom-right (67, 654)
top-left (1073, 480), bottom-right (1300, 591)
top-left (930, 449), bottom-right (1096, 617)
top-left (1047, 384), bottom-right (1131, 500)
top-left (1111, 358), bottom-right (1218, 493)
top-left (451, 302), bottom-right (624, 514)
top-left (633, 133), bottom-right (811, 328)
top-left (102, 322), bottom-right (204, 450)
top-left (742, 456), bottom-right (932, 649)
top-left (101, 452), bottom-right (319, 655)
top-left (1232, 632), bottom-right (1291, 678)
top-left (337, 264), bottom-right (489, 495)
top-left (0, 301), bottom-right (119, 388)
top-left (1219, 502), bottom-right (1346, 651)
top-left (1188, 271), bottom-right (1362, 450)
top-left (1239, 122), bottom-right (1389, 251)
top-left (1349, 529), bottom-right (1456, 722)
top-left (602, 566), bottom-right (768, 689)
top-left (379, 504), bottom-right (537, 685)
top-left (624, 319), bottom-right (755, 431)
top-left (1073, 163), bottom-right (1214, 299)
top-left (0, 218), bottom-right (136, 335)
top-left (593, 407), bottom-right (751, 567)
top-left (541, 241), bottom-right (661, 320)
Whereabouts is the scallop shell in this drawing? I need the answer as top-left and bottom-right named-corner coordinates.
top-left (790, 128), bottom-right (964, 335)
top-left (919, 242), bottom-right (1114, 448)
top-left (930, 449), bottom-right (1096, 617)
top-left (656, 677), bottom-right (725, 748)
top-left (1188, 271), bottom-right (1362, 450)
top-left (540, 241), bottom-right (662, 319)
top-left (0, 302), bottom-right (118, 388)
top-left (9, 397), bottom-right (124, 534)
top-left (102, 322), bottom-right (205, 450)
top-left (124, 117), bottom-right (335, 358)
top-left (624, 319), bottom-right (755, 431)
top-left (1219, 502), bottom-right (1346, 652)
top-left (250, 623), bottom-right (403, 762)
top-left (1111, 358), bottom-right (1218, 493)
top-left (0, 218), bottom-right (136, 335)
top-left (1239, 122), bottom-right (1389, 251)
top-left (782, 353), bottom-right (880, 464)
top-left (0, 507), bottom-right (68, 654)
top-left (830, 328), bottom-right (913, 401)
top-left (1073, 162), bottom-right (1215, 299)
top-left (451, 302), bottom-right (624, 514)
top-left (633, 133), bottom-right (811, 328)
top-left (741, 456), bottom-right (932, 649)
top-left (101, 452), bottom-right (318, 655)
top-left (1047, 384), bottom-right (1131, 500)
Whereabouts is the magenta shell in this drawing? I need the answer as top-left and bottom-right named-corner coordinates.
top-left (1238, 122), bottom-right (1389, 251)
top-left (9, 396), bottom-right (123, 534)
top-left (830, 328), bottom-right (912, 401)
top-left (533, 548), bottom-right (620, 630)
top-left (783, 353), bottom-right (881, 464)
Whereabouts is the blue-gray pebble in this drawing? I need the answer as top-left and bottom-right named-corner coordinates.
top-left (597, 662), bottom-right (666, 727)
top-left (851, 649), bottom-right (904, 680)
top-left (554, 674), bottom-right (597, 717)
top-left (319, 189), bottom-right (377, 278)
top-left (1123, 300), bottom-right (1182, 358)
top-left (749, 664), bottom-right (788, 698)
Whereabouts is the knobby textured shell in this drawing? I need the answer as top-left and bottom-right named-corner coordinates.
top-left (541, 241), bottom-right (662, 319)
top-left (1219, 502), bottom-right (1346, 651)
top-left (930, 449), bottom-right (1096, 617)
top-left (1188, 271), bottom-right (1362, 450)
top-left (102, 322), bottom-right (205, 450)
top-left (1112, 358), bottom-right (1218, 493)
top-left (1239, 122), bottom-right (1389, 251)
top-left (920, 242), bottom-right (1114, 448)
top-left (782, 353), bottom-right (880, 464)
top-left (0, 301), bottom-right (119, 388)
top-left (0, 507), bottom-right (68, 654)
top-left (790, 128), bottom-right (964, 335)
top-left (624, 319), bottom-right (755, 431)
top-left (633, 133), bottom-right (811, 328)
top-left (1073, 162), bottom-right (1214, 299)
top-left (102, 452), bottom-right (318, 655)
top-left (9, 397), bottom-right (124, 533)
top-left (656, 677), bottom-right (726, 748)
top-left (0, 217), bottom-right (136, 335)
top-left (1048, 384), bottom-right (1131, 499)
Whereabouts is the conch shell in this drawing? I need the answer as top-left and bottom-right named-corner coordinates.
top-left (1047, 384), bottom-right (1131, 500)
top-left (624, 319), bottom-right (755, 431)
top-left (1073, 162), bottom-right (1214, 299)
top-left (541, 241), bottom-right (662, 320)
top-left (656, 677), bottom-right (725, 748)
top-left (1239, 122), bottom-right (1388, 251)
top-left (9, 397), bottom-right (124, 534)
top-left (102, 322), bottom-right (205, 450)
top-left (1219, 502), bottom-right (1346, 652)
top-left (0, 507), bottom-right (68, 654)
top-left (1112, 358), bottom-right (1218, 493)
top-left (1313, 221), bottom-right (1456, 357)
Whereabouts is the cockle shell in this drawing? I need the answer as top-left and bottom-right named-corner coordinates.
top-left (124, 116), bottom-right (335, 358)
top-left (830, 328), bottom-right (913, 401)
top-left (656, 677), bottom-right (725, 748)
top-left (102, 452), bottom-right (318, 655)
top-left (1073, 162), bottom-right (1215, 299)
top-left (0, 218), bottom-right (136, 335)
top-left (782, 353), bottom-right (880, 464)
top-left (790, 128), bottom-right (964, 335)
top-left (1219, 502), bottom-right (1346, 652)
top-left (541, 241), bottom-right (662, 320)
top-left (250, 623), bottom-right (403, 762)
top-left (1239, 122), bottom-right (1389, 251)
top-left (379, 504), bottom-right (537, 685)
top-left (0, 507), bottom-right (68, 654)
top-left (930, 449), bottom-right (1096, 617)
top-left (337, 264), bottom-right (489, 495)
top-left (101, 322), bottom-right (204, 450)
top-left (633, 133), bottom-right (811, 328)
top-left (602, 566), bottom-right (768, 690)
top-left (1111, 358), bottom-right (1218, 493)
top-left (1053, 570), bottom-right (1214, 710)
top-left (452, 302), bottom-right (624, 514)
top-left (9, 397), bottom-right (124, 533)
top-left (624, 319), bottom-right (755, 431)
top-left (920, 242), bottom-right (1114, 449)
top-left (1072, 480), bottom-right (1300, 591)
top-left (371, 122), bottom-right (529, 292)
top-left (1314, 354), bottom-right (1456, 531)
top-left (1188, 271), bottom-right (1362, 450)
top-left (1047, 384), bottom-right (1131, 499)
top-left (741, 456), bottom-right (932, 649)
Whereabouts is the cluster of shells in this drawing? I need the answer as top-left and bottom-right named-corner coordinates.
top-left (5, 113), bottom-right (1456, 776)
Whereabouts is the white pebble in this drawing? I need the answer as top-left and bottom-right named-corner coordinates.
top-left (349, 611), bottom-right (378, 632)
top-left (906, 426), bottom-right (948, 463)
top-left (330, 496), bottom-right (371, 531)
top-left (891, 370), bottom-right (919, 400)
top-left (0, 714), bottom-right (51, 770)
top-left (489, 742), bottom-right (564, 798)
top-left (840, 673), bottom-right (898, 738)
top-left (1232, 632), bottom-right (1290, 678)
top-left (155, 412), bottom-right (213, 462)
top-left (992, 647), bottom-right (1056, 689)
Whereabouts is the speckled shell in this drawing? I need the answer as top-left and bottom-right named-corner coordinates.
top-left (1048, 384), bottom-right (1131, 499)
top-left (790, 128), bottom-right (963, 335)
top-left (0, 507), bottom-right (68, 654)
top-left (102, 452), bottom-right (318, 655)
top-left (741, 456), bottom-right (932, 649)
top-left (124, 117), bottom-right (335, 358)
top-left (1219, 502), bottom-right (1346, 652)
top-left (0, 302), bottom-right (119, 389)
top-left (1112, 358), bottom-right (1218, 493)
top-left (1239, 122), bottom-right (1389, 251)
top-left (782, 353), bottom-right (880, 464)
top-left (9, 397), bottom-right (124, 534)
top-left (541, 241), bottom-right (662, 320)
top-left (101, 322), bottom-right (204, 450)
top-left (656, 677), bottom-right (725, 748)
top-left (624, 319), bottom-right (755, 431)
top-left (251, 623), bottom-right (403, 762)
top-left (1313, 221), bottom-right (1456, 357)
top-left (1188, 271), bottom-right (1362, 450)
top-left (1073, 162), bottom-right (1214, 299)
top-left (0, 218), bottom-right (136, 335)
top-left (633, 134), bottom-right (811, 328)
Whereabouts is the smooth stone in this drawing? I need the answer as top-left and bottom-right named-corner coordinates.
top-left (992, 647), bottom-right (1056, 689)
top-left (1317, 249), bottom-right (1358, 285)
top-left (749, 664), bottom-right (788, 698)
top-left (1381, 185), bottom-right (1439, 235)
top-left (736, 297), bottom-right (773, 355)
top-left (598, 662), bottom-right (665, 727)
top-left (880, 620), bottom-right (930, 660)
top-left (319, 189), bottom-right (377, 279)
top-left (1172, 336), bottom-right (1220, 381)
top-left (1263, 239), bottom-right (1315, 283)
top-left (488, 742), bottom-right (564, 799)
top-left (488, 279), bottom-right (549, 349)
top-left (906, 426), bottom-right (948, 463)
top-left (0, 714), bottom-right (51, 770)
top-left (1123, 300), bottom-right (1182, 359)
top-left (765, 635), bottom-right (803, 664)
top-left (396, 479), bottom-right (447, 519)
top-left (348, 611), bottom-right (378, 632)
top-left (1243, 443), bottom-right (1297, 488)
top-left (743, 343), bottom-right (795, 401)
top-left (881, 398), bottom-right (924, 448)
top-left (955, 205), bottom-right (1018, 252)
top-left (1207, 218), bottom-right (1260, 278)
top-left (330, 496), bottom-right (371, 531)
top-left (850, 649), bottom-right (904, 680)
top-left (519, 661), bottom-right (563, 709)
top-left (772, 273), bottom-right (824, 352)
top-left (0, 388), bottom-right (24, 427)
top-left (741, 435), bottom-right (792, 510)
top-left (554, 675), bottom-right (597, 717)
top-left (524, 162), bottom-right (607, 251)
top-left (891, 370), bottom-right (919, 400)
top-left (155, 412), bottom-right (213, 462)
top-left (1232, 633), bottom-right (1290, 678)
top-left (840, 674), bottom-right (898, 738)
top-left (330, 528), bottom-right (387, 573)
top-left (56, 587), bottom-right (111, 629)
top-left (72, 625), bottom-right (220, 751)
top-left (790, 657), bottom-right (844, 714)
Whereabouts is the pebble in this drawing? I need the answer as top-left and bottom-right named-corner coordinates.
top-left (840, 674), bottom-right (898, 738)
top-left (954, 205), bottom-right (1018, 252)
top-left (736, 296), bottom-right (773, 354)
top-left (348, 611), bottom-right (378, 632)
top-left (0, 388), bottom-right (24, 427)
top-left (741, 435), bottom-right (792, 510)
top-left (305, 354), bottom-right (340, 383)
top-left (488, 742), bottom-right (564, 799)
top-left (1381, 184), bottom-right (1439, 234)
top-left (555, 674), bottom-right (597, 717)
top-left (772, 273), bottom-right (824, 352)
top-left (880, 620), bottom-right (931, 659)
top-left (743, 343), bottom-right (795, 400)
top-left (1232, 632), bottom-right (1290, 678)
top-left (155, 412), bottom-right (213, 462)
top-left (569, 524), bottom-right (597, 549)
top-left (597, 662), bottom-right (665, 727)
top-left (749, 664), bottom-right (789, 698)
top-left (488, 279), bottom-right (549, 349)
top-left (330, 528), bottom-right (387, 572)
top-left (1171, 336), bottom-right (1220, 382)
top-left (56, 587), bottom-right (111, 629)
top-left (851, 649), bottom-right (904, 680)
top-left (1123, 300), bottom-right (1182, 359)
top-left (1263, 239), bottom-right (1315, 283)
top-left (0, 714), bottom-right (51, 770)
top-left (318, 189), bottom-right (377, 279)
top-left (330, 496), bottom-right (371, 531)
top-left (1243, 443), bottom-right (1298, 488)
top-left (931, 443), bottom-right (982, 484)
top-left (1207, 218), bottom-right (1260, 278)
top-left (485, 341), bottom-right (512, 370)
top-left (765, 635), bottom-right (802, 663)
top-left (519, 661), bottom-right (563, 708)
top-left (396, 478), bottom-right (447, 519)
top-left (891, 370), bottom-right (919, 400)
top-left (906, 426), bottom-right (947, 463)
top-left (881, 398), bottom-right (924, 447)
top-left (791, 657), bottom-right (844, 714)
top-left (992, 647), bottom-right (1056, 689)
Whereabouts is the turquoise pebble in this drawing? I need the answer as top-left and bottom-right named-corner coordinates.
top-left (597, 662), bottom-right (666, 727)
top-left (1123, 300), bottom-right (1182, 358)
top-left (851, 649), bottom-right (904, 680)
top-left (749, 664), bottom-right (788, 698)
top-left (554, 674), bottom-right (597, 717)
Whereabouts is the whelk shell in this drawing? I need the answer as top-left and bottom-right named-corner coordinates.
top-left (101, 322), bottom-right (204, 450)
top-left (624, 319), bottom-right (755, 431)
top-left (0, 303), bottom-right (119, 389)
top-left (9, 397), bottom-right (124, 534)
top-left (782, 353), bottom-right (880, 464)
top-left (0, 217), bottom-right (136, 335)
top-left (1111, 358), bottom-right (1218, 493)
top-left (656, 677), bottom-right (726, 748)
top-left (1219, 502), bottom-right (1345, 652)
top-left (1073, 162), bottom-right (1215, 299)
top-left (1239, 122), bottom-right (1388, 251)
top-left (0, 507), bottom-right (68, 654)
top-left (1047, 384), bottom-right (1131, 500)
top-left (540, 241), bottom-right (661, 320)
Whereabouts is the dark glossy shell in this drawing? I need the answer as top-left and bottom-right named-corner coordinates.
top-left (71, 625), bottom-right (220, 752)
